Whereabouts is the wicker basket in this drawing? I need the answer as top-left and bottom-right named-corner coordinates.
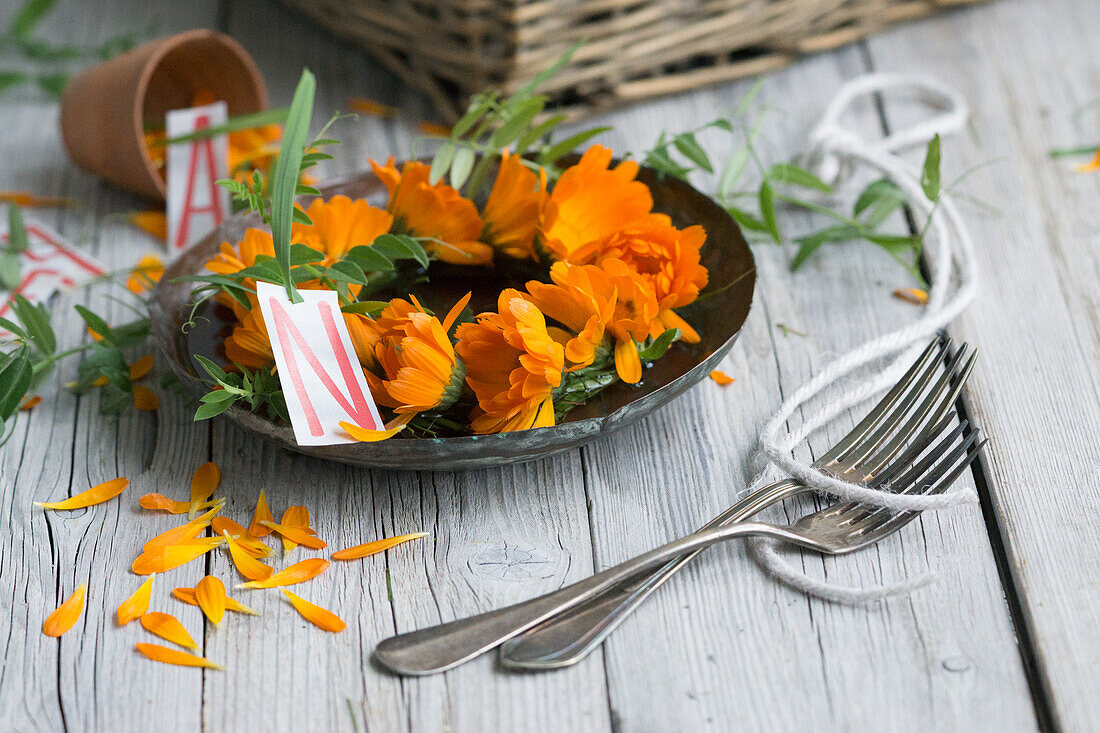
top-left (280, 0), bottom-right (987, 119)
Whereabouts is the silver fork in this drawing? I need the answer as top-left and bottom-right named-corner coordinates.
top-left (373, 342), bottom-right (982, 676)
top-left (500, 337), bottom-right (975, 669)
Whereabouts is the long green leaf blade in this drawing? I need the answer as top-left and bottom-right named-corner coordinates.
top-left (270, 70), bottom-right (316, 303)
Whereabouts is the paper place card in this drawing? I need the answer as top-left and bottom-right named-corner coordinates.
top-left (165, 101), bottom-right (231, 255)
top-left (255, 281), bottom-right (384, 446)
top-left (0, 217), bottom-right (104, 337)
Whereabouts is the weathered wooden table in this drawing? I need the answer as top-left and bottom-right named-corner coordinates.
top-left (2, 0), bottom-right (1097, 730)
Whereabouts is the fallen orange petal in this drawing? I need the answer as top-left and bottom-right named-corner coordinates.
top-left (173, 586), bottom-right (259, 616)
top-left (0, 190), bottom-right (72, 208)
top-left (133, 385), bottom-right (159, 411)
top-left (127, 212), bottom-right (168, 240)
top-left (417, 120), bottom-right (453, 137)
top-left (35, 477), bottom-right (128, 510)
top-left (43, 584), bottom-right (86, 637)
top-left (211, 516), bottom-right (272, 557)
top-left (892, 287), bottom-right (929, 305)
top-left (143, 505), bottom-right (221, 551)
top-left (140, 612), bottom-right (198, 649)
top-left (248, 489), bottom-right (273, 537)
top-left (129, 354), bottom-right (154, 380)
top-left (135, 643), bottom-right (222, 670)
top-left (709, 370), bottom-right (735, 386)
top-left (239, 558), bottom-right (330, 589)
top-left (1076, 148), bottom-right (1100, 173)
top-left (116, 574), bottom-right (154, 626)
top-left (20, 395), bottom-right (42, 410)
top-left (138, 493), bottom-right (192, 514)
top-left (125, 252), bottom-right (165, 293)
top-left (195, 576), bottom-right (227, 625)
top-left (331, 532), bottom-right (428, 560)
top-left (347, 97), bottom-right (398, 118)
top-left (91, 375), bottom-right (109, 387)
top-left (132, 539), bottom-right (223, 575)
top-left (260, 520), bottom-right (327, 549)
top-left (282, 590), bottom-right (346, 632)
top-left (339, 414), bottom-right (412, 443)
top-left (222, 531), bottom-right (274, 581)
top-left (189, 462), bottom-right (221, 517)
top-left (279, 506), bottom-right (310, 554)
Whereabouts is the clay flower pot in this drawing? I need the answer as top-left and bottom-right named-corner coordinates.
top-left (60, 29), bottom-right (268, 201)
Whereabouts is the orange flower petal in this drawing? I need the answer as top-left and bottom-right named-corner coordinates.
top-left (173, 586), bottom-right (259, 616)
top-left (19, 395), bottom-right (41, 410)
top-left (35, 477), bottom-right (128, 510)
top-left (129, 354), bottom-right (154, 380)
top-left (211, 516), bottom-right (272, 557)
top-left (709, 370), bottom-right (735, 386)
top-left (282, 590), bottom-right (346, 632)
top-left (140, 612), bottom-right (198, 649)
top-left (143, 504), bottom-right (222, 550)
top-left (248, 489), bottom-right (273, 537)
top-left (132, 539), bottom-right (223, 575)
top-left (278, 506), bottom-right (310, 554)
top-left (339, 413), bottom-right (413, 442)
top-left (892, 287), bottom-right (929, 305)
top-left (132, 385), bottom-right (159, 411)
top-left (125, 252), bottom-right (165, 293)
top-left (223, 531), bottom-right (275, 581)
top-left (259, 520), bottom-right (327, 549)
top-left (195, 576), bottom-right (227, 625)
top-left (0, 190), bottom-right (72, 208)
top-left (347, 97), bottom-right (398, 118)
top-left (127, 212), bottom-right (168, 240)
top-left (135, 643), bottom-right (223, 670)
top-left (116, 574), bottom-right (154, 625)
top-left (331, 532), bottom-right (428, 560)
top-left (188, 462), bottom-right (221, 517)
top-left (239, 558), bottom-right (330, 589)
top-left (138, 493), bottom-right (192, 514)
top-left (42, 584), bottom-right (86, 637)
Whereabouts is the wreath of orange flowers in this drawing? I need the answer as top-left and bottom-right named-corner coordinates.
top-left (206, 145), bottom-right (709, 439)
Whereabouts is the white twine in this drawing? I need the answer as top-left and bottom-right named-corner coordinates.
top-left (746, 74), bottom-right (980, 604)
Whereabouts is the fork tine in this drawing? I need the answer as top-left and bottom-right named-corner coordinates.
top-left (842, 345), bottom-right (975, 480)
top-left (822, 336), bottom-right (948, 468)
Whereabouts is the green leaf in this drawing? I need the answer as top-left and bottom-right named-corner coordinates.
top-left (270, 71), bottom-right (316, 302)
top-left (450, 95), bottom-right (491, 138)
top-left (345, 245), bottom-right (394, 273)
top-left (717, 148), bottom-right (749, 198)
top-left (450, 146), bottom-right (475, 190)
top-left (150, 107), bottom-right (289, 145)
top-left (194, 398), bottom-right (234, 421)
top-left (340, 300), bottom-right (389, 317)
top-left (109, 318), bottom-right (150, 349)
top-left (538, 127), bottom-right (612, 165)
top-left (0, 71), bottom-right (29, 92)
top-left (736, 78), bottom-right (765, 115)
top-left (758, 181), bottom-right (780, 244)
top-left (768, 163), bottom-right (832, 192)
top-left (371, 233), bottom-right (430, 268)
top-left (921, 134), bottom-right (941, 201)
top-left (489, 96), bottom-right (545, 148)
top-left (514, 41), bottom-right (582, 100)
top-left (0, 252), bottom-right (20, 289)
top-left (429, 141), bottom-right (456, 185)
top-left (853, 179), bottom-right (907, 227)
top-left (8, 0), bottom-right (55, 41)
top-left (289, 243), bottom-right (324, 265)
top-left (0, 316), bottom-right (26, 338)
top-left (7, 205), bottom-right (29, 253)
top-left (725, 205), bottom-right (769, 233)
top-left (36, 74), bottom-right (67, 98)
top-left (11, 295), bottom-right (54, 355)
top-left (516, 114), bottom-right (567, 151)
top-left (200, 389), bottom-right (237, 404)
top-left (194, 354), bottom-right (230, 384)
top-left (326, 259), bottom-right (367, 285)
top-left (0, 351), bottom-right (32, 420)
top-left (644, 145), bottom-right (691, 180)
top-left (74, 305), bottom-right (111, 341)
top-left (672, 132), bottom-right (713, 173)
top-left (638, 328), bottom-right (681, 361)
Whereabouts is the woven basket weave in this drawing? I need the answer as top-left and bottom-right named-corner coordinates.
top-left (280, 0), bottom-right (986, 119)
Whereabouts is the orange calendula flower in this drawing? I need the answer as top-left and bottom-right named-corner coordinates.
top-left (572, 218), bottom-right (708, 343)
top-left (709, 370), bottom-right (735, 386)
top-left (278, 506), bottom-right (310, 554)
top-left (135, 643), bottom-right (223, 670)
top-left (363, 294), bottom-right (470, 417)
top-left (132, 538), bottom-right (223, 575)
top-left (43, 584), bottom-right (86, 637)
top-left (173, 586), bottom-right (259, 616)
top-left (249, 489), bottom-right (274, 537)
top-left (211, 516), bottom-right (272, 557)
top-left (117, 574), bottom-right (154, 626)
top-left (226, 124), bottom-right (284, 183)
top-left (482, 151), bottom-right (548, 260)
top-left (195, 576), bottom-right (227, 625)
top-left (222, 531), bottom-right (274, 582)
top-left (141, 612), bottom-right (198, 649)
top-left (538, 145), bottom-right (656, 261)
top-left (189, 462), bottom-right (220, 517)
top-left (292, 195), bottom-right (393, 265)
top-left (206, 227), bottom-right (276, 289)
top-left (332, 532), bottom-right (428, 560)
top-left (454, 289), bottom-right (564, 433)
top-left (35, 477), bottom-right (128, 510)
top-left (260, 520), bottom-right (326, 549)
top-left (129, 354), bottom-right (154, 380)
top-left (282, 590), bottom-right (346, 632)
top-left (132, 385), bottom-right (159, 411)
top-left (127, 211), bottom-right (167, 241)
top-left (371, 157), bottom-right (492, 265)
top-left (239, 558), bottom-right (330, 589)
top-left (126, 254), bottom-right (164, 294)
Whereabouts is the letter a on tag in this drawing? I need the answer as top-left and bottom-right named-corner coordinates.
top-left (166, 101), bottom-right (231, 254)
top-left (255, 281), bottom-right (384, 446)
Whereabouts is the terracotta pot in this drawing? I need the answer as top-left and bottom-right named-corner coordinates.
top-left (59, 30), bottom-right (268, 201)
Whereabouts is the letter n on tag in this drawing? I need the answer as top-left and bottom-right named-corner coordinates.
top-left (255, 281), bottom-right (384, 446)
top-left (166, 101), bottom-right (231, 254)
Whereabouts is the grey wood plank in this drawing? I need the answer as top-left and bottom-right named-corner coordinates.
top-left (568, 42), bottom-right (1037, 732)
top-left (205, 3), bottom-right (612, 731)
top-left (0, 1), bottom-right (219, 731)
top-left (865, 1), bottom-right (1100, 730)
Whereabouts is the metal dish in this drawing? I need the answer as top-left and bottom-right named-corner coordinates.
top-left (150, 163), bottom-right (755, 470)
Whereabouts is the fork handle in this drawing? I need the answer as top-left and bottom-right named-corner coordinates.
top-left (499, 480), bottom-right (807, 669)
top-left (374, 520), bottom-right (806, 676)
